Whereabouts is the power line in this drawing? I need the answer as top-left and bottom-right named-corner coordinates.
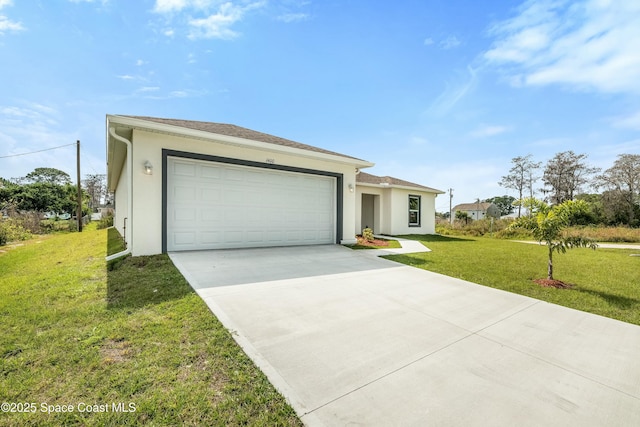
top-left (0, 143), bottom-right (76, 159)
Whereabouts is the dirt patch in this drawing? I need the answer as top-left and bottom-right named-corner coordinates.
top-left (355, 236), bottom-right (393, 247)
top-left (100, 339), bottom-right (133, 364)
top-left (533, 278), bottom-right (574, 289)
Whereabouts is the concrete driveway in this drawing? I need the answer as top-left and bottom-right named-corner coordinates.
top-left (169, 245), bottom-right (640, 426)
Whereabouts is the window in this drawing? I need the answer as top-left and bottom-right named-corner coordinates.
top-left (408, 195), bottom-right (421, 227)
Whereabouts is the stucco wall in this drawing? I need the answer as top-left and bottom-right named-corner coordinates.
top-left (113, 161), bottom-right (128, 245)
top-left (128, 129), bottom-right (359, 255)
top-left (355, 185), bottom-right (437, 236)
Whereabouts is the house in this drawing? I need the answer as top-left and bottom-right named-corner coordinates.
top-left (106, 115), bottom-right (443, 257)
top-left (356, 172), bottom-right (444, 235)
top-left (453, 202), bottom-right (500, 220)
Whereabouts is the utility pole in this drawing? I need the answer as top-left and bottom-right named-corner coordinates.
top-left (449, 188), bottom-right (454, 224)
top-left (76, 140), bottom-right (83, 232)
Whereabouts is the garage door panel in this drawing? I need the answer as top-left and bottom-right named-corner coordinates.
top-left (167, 158), bottom-right (336, 251)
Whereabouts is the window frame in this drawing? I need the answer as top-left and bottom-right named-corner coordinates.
top-left (408, 194), bottom-right (421, 227)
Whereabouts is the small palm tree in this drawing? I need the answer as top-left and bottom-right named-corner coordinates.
top-left (510, 198), bottom-right (597, 282)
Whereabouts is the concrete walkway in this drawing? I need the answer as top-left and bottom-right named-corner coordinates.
top-left (360, 234), bottom-right (432, 256)
top-left (169, 245), bottom-right (640, 426)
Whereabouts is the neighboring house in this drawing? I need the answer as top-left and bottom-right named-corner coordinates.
top-left (106, 115), bottom-right (443, 257)
top-left (453, 202), bottom-right (500, 220)
top-left (356, 172), bottom-right (444, 235)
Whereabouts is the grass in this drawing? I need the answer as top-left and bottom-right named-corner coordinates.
top-left (0, 224), bottom-right (302, 426)
top-left (385, 234), bottom-right (640, 326)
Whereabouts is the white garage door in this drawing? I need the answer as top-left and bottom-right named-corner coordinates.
top-left (167, 157), bottom-right (336, 251)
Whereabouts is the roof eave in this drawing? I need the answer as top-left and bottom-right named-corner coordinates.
top-left (107, 114), bottom-right (375, 168)
top-left (356, 182), bottom-right (445, 194)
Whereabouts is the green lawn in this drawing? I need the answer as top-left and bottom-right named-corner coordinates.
top-left (0, 224), bottom-right (301, 426)
top-left (385, 235), bottom-right (640, 326)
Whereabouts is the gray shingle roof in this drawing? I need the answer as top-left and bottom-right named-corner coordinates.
top-left (356, 172), bottom-right (443, 193)
top-left (453, 202), bottom-right (495, 211)
top-left (121, 115), bottom-right (366, 161)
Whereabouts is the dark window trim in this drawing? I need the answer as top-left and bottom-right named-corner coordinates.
top-left (408, 194), bottom-right (421, 227)
top-left (162, 149), bottom-right (343, 253)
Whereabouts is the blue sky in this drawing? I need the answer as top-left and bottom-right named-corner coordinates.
top-left (1, 0), bottom-right (639, 212)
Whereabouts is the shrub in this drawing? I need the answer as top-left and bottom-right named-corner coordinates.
top-left (97, 213), bottom-right (114, 230)
top-left (0, 219), bottom-right (32, 245)
top-left (362, 227), bottom-right (374, 242)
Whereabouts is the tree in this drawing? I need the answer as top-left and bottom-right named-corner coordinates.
top-left (25, 167), bottom-right (71, 185)
top-left (509, 198), bottom-right (597, 285)
top-left (83, 174), bottom-right (106, 211)
top-left (455, 210), bottom-right (470, 224)
top-left (499, 155), bottom-right (541, 217)
top-left (484, 195), bottom-right (516, 216)
top-left (542, 151), bottom-right (599, 205)
top-left (596, 154), bottom-right (640, 226)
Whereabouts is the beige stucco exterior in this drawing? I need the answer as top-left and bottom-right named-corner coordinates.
top-left (107, 115), bottom-right (372, 256)
top-left (355, 184), bottom-right (439, 236)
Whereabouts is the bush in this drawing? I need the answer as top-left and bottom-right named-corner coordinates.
top-left (0, 219), bottom-right (32, 245)
top-left (436, 218), bottom-right (515, 238)
top-left (362, 227), bottom-right (374, 242)
top-left (97, 213), bottom-right (114, 230)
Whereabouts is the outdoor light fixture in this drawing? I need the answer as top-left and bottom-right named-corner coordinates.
top-left (144, 161), bottom-right (153, 175)
top-left (348, 183), bottom-right (354, 193)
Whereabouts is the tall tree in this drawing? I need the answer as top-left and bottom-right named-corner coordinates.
top-left (596, 154), bottom-right (640, 226)
top-left (82, 174), bottom-right (106, 211)
top-left (484, 195), bottom-right (516, 216)
top-left (25, 167), bottom-right (71, 185)
top-left (499, 154), bottom-right (541, 217)
top-left (542, 151), bottom-right (599, 204)
top-left (510, 198), bottom-right (597, 284)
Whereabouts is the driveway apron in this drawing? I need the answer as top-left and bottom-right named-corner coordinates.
top-left (169, 245), bottom-right (640, 426)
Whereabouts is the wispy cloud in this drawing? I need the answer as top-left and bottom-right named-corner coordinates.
top-left (0, 0), bottom-right (24, 35)
top-left (440, 35), bottom-right (461, 49)
top-left (276, 12), bottom-right (308, 23)
top-left (610, 111), bottom-right (640, 131)
top-left (153, 0), bottom-right (189, 13)
top-left (423, 35), bottom-right (461, 49)
top-left (484, 0), bottom-right (640, 94)
top-left (153, 0), bottom-right (266, 40)
top-left (188, 2), bottom-right (265, 40)
top-left (116, 74), bottom-right (136, 80)
top-left (469, 124), bottom-right (511, 138)
top-left (426, 66), bottom-right (477, 117)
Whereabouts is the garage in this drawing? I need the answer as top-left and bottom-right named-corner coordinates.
top-left (166, 156), bottom-right (337, 251)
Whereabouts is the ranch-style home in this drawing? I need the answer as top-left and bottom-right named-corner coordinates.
top-left (106, 115), bottom-right (444, 258)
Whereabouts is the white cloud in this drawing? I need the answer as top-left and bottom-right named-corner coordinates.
top-left (423, 37), bottom-right (434, 46)
top-left (135, 59), bottom-right (147, 66)
top-left (469, 125), bottom-right (510, 138)
top-left (426, 66), bottom-right (477, 117)
top-left (136, 86), bottom-right (160, 92)
top-left (154, 0), bottom-right (189, 13)
top-left (188, 2), bottom-right (264, 40)
top-left (484, 0), bottom-right (640, 94)
top-left (611, 111), bottom-right (640, 131)
top-left (440, 35), bottom-right (461, 49)
top-left (276, 13), bottom-right (308, 23)
top-left (0, 0), bottom-right (24, 35)
top-left (116, 74), bottom-right (135, 80)
top-left (153, 1), bottom-right (265, 40)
